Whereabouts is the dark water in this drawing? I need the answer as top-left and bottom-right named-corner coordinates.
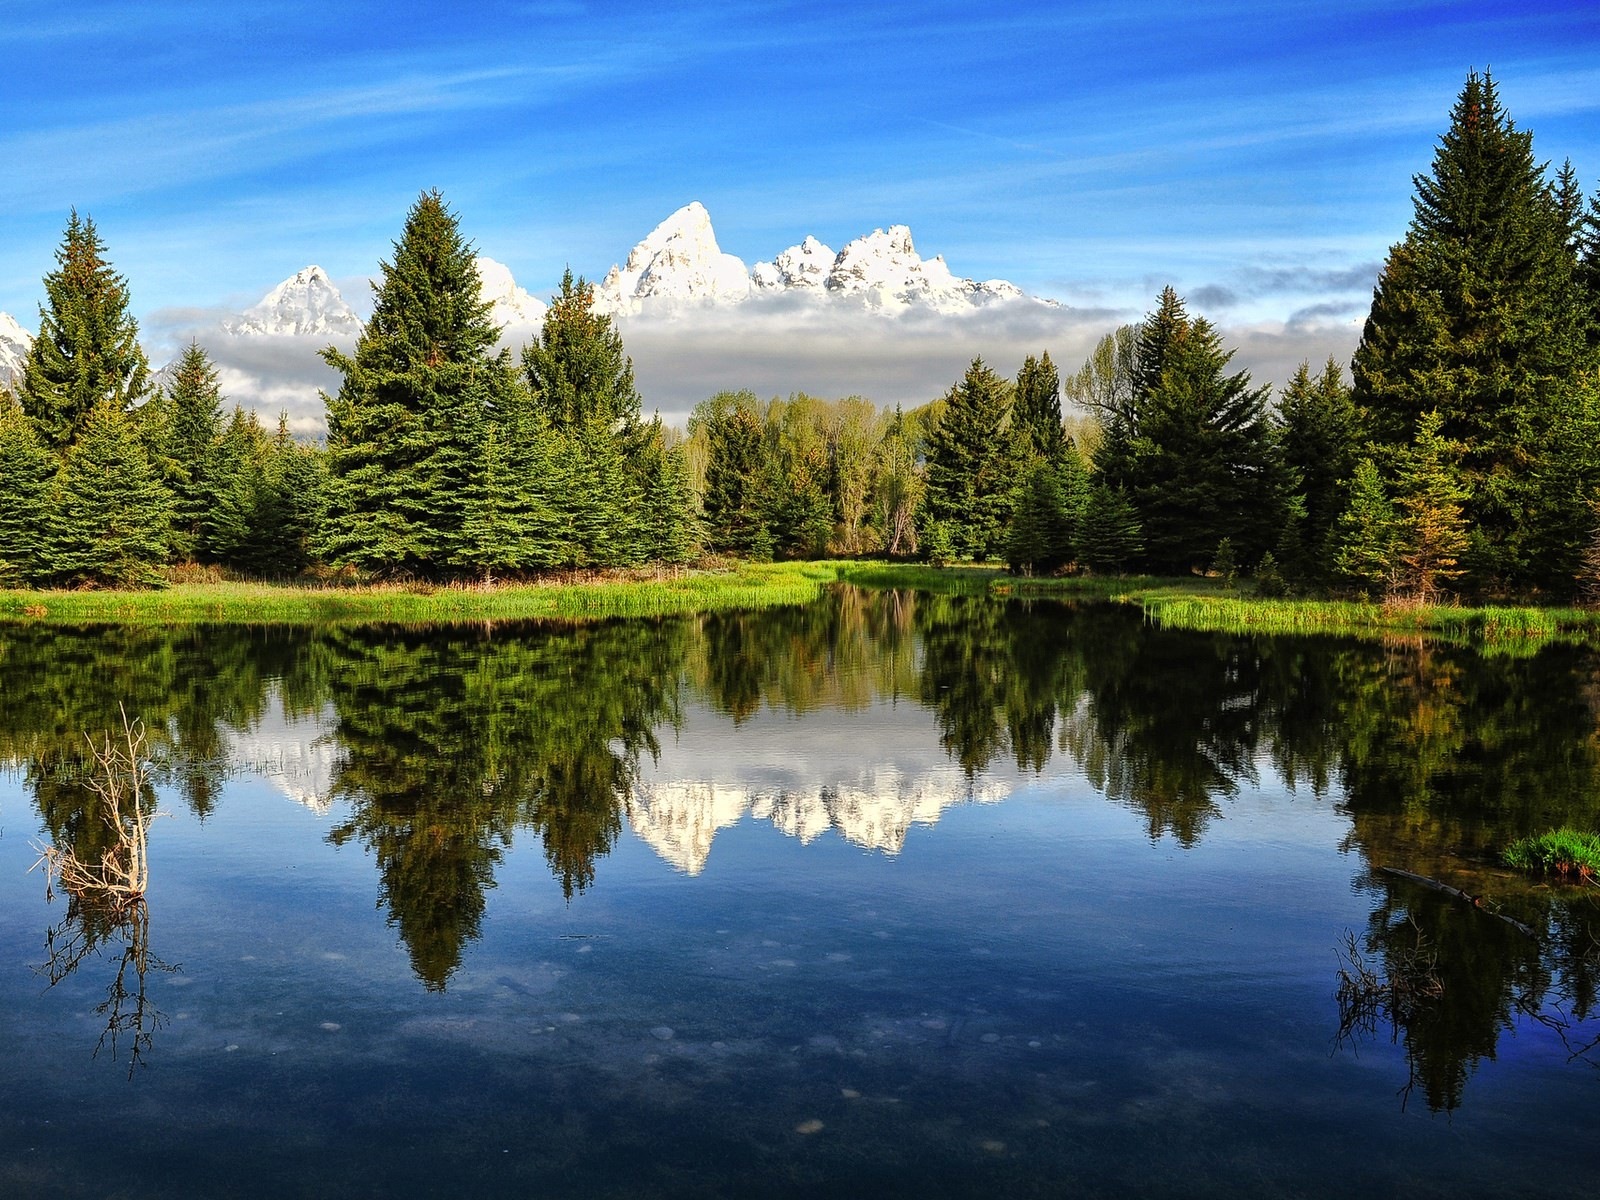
top-left (2, 588), bottom-right (1597, 1198)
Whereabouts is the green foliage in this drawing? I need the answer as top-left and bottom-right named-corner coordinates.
top-left (0, 396), bottom-right (55, 584)
top-left (1079, 484), bottom-right (1143, 574)
top-left (1352, 71), bottom-right (1598, 588)
top-left (1503, 828), bottom-right (1600, 877)
top-left (1211, 537), bottom-right (1237, 587)
top-left (19, 211), bottom-right (151, 453)
top-left (1096, 288), bottom-right (1287, 571)
top-left (698, 393), bottom-right (767, 553)
top-left (321, 191), bottom-right (509, 577)
top-left (45, 401), bottom-right (172, 587)
top-left (922, 357), bottom-right (1019, 560)
top-left (523, 269), bottom-right (642, 435)
top-left (1006, 461), bottom-right (1074, 576)
top-left (1276, 358), bottom-right (1358, 583)
top-left (1253, 551), bottom-right (1290, 598)
top-left (871, 405), bottom-right (924, 557)
top-left (1333, 458), bottom-right (1402, 593)
top-left (157, 343), bottom-right (225, 561)
top-left (1012, 352), bottom-right (1066, 462)
top-left (1393, 410), bottom-right (1470, 602)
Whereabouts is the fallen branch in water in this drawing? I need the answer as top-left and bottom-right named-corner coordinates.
top-left (1378, 867), bottom-right (1538, 941)
top-left (32, 706), bottom-right (157, 909)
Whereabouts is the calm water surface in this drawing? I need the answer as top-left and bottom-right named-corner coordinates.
top-left (2, 588), bottom-right (1597, 1198)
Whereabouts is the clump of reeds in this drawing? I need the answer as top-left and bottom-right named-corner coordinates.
top-left (33, 707), bottom-right (156, 909)
top-left (1503, 828), bottom-right (1600, 881)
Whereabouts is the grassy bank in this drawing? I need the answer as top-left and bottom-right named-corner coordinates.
top-left (4, 560), bottom-right (1597, 647)
top-left (0, 561), bottom-right (841, 625)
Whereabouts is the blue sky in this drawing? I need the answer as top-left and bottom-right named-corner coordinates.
top-left (4, 1), bottom-right (1600, 418)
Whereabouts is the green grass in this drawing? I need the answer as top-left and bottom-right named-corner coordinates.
top-left (0, 561), bottom-right (842, 625)
top-left (1503, 828), bottom-right (1600, 879)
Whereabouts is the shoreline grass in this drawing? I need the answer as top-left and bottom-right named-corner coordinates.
top-left (4, 559), bottom-right (1598, 648)
top-left (0, 562), bottom-right (841, 625)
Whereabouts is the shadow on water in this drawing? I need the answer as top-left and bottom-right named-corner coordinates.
top-left (5, 587), bottom-right (1600, 1105)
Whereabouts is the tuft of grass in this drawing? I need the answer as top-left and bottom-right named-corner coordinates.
top-left (1503, 828), bottom-right (1600, 881)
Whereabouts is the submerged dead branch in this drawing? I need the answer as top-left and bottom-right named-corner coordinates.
top-left (32, 706), bottom-right (158, 908)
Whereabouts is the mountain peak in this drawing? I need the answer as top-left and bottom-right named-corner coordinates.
top-left (475, 256), bottom-right (546, 328)
top-left (225, 265), bottom-right (362, 337)
top-left (0, 311), bottom-right (33, 386)
top-left (597, 201), bottom-right (751, 314)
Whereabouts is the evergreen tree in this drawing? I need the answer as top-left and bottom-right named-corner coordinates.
top-left (921, 358), bottom-right (1019, 560)
top-left (1351, 71), bottom-right (1597, 587)
top-left (635, 429), bottom-right (698, 567)
top-left (1006, 461), bottom-right (1073, 575)
top-left (1393, 410), bottom-right (1470, 602)
top-left (1332, 458), bottom-right (1401, 594)
top-left (523, 269), bottom-right (643, 436)
top-left (0, 396), bottom-right (55, 583)
top-left (160, 343), bottom-right (225, 560)
top-left (19, 211), bottom-right (151, 452)
top-left (1276, 358), bottom-right (1359, 582)
top-left (1079, 484), bottom-right (1143, 574)
top-left (1013, 352), bottom-right (1066, 462)
top-left (46, 401), bottom-right (171, 586)
top-left (321, 191), bottom-right (509, 577)
top-left (1098, 289), bottom-right (1287, 571)
top-left (699, 395), bottom-right (767, 553)
top-left (254, 415), bottom-right (325, 576)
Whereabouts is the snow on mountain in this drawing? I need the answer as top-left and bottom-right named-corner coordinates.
top-left (0, 311), bottom-right (33, 387)
top-left (475, 255), bottom-right (546, 329)
top-left (626, 768), bottom-right (1004, 875)
top-left (750, 235), bottom-right (835, 294)
top-left (601, 203), bottom-right (1047, 317)
top-left (597, 201), bottom-right (753, 315)
top-left (224, 265), bottom-right (363, 337)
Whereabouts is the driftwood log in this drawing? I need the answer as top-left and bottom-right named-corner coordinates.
top-left (1379, 867), bottom-right (1539, 941)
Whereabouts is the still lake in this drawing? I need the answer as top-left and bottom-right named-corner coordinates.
top-left (2, 587), bottom-right (1597, 1198)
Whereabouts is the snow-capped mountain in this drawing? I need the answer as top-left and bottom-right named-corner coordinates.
top-left (224, 265), bottom-right (363, 337)
top-left (0, 311), bottom-right (33, 387)
top-left (597, 201), bottom-right (752, 315)
top-left (625, 768), bottom-right (1004, 875)
top-left (475, 255), bottom-right (545, 328)
top-left (597, 202), bottom-right (1045, 317)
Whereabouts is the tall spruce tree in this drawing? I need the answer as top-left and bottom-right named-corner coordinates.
top-left (1276, 358), bottom-right (1359, 582)
top-left (159, 342), bottom-right (225, 560)
top-left (1097, 289), bottom-right (1287, 572)
top-left (46, 400), bottom-right (171, 586)
top-left (699, 394), bottom-right (767, 554)
top-left (321, 192), bottom-right (512, 576)
top-left (19, 211), bottom-right (151, 452)
top-left (921, 358), bottom-right (1019, 560)
top-left (1351, 71), bottom-right (1598, 588)
top-left (1013, 352), bottom-right (1066, 462)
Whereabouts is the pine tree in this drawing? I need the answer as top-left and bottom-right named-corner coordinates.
top-left (19, 211), bottom-right (151, 453)
top-left (1098, 289), bottom-right (1286, 572)
top-left (46, 400), bottom-right (171, 586)
top-left (700, 396), bottom-right (767, 553)
top-left (1013, 352), bottom-right (1066, 462)
top-left (1006, 461), bottom-right (1072, 575)
top-left (922, 358), bottom-right (1019, 560)
top-left (635, 429), bottom-right (698, 567)
top-left (1351, 71), bottom-right (1596, 587)
top-left (160, 343), bottom-right (225, 560)
top-left (1079, 484), bottom-right (1143, 574)
top-left (523, 269), bottom-right (642, 435)
top-left (0, 396), bottom-right (55, 583)
top-left (1393, 410), bottom-right (1470, 602)
top-left (321, 191), bottom-right (508, 577)
top-left (1276, 358), bottom-right (1359, 582)
top-left (1332, 458), bottom-right (1401, 595)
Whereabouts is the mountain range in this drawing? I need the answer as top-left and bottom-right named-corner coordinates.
top-left (0, 202), bottom-right (1052, 389)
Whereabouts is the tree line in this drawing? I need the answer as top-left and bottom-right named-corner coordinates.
top-left (3, 71), bottom-right (1598, 597)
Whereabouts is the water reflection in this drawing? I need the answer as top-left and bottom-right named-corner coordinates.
top-left (5, 590), bottom-right (1600, 1106)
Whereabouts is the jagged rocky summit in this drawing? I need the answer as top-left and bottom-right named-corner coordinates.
top-left (223, 265), bottom-right (364, 337)
top-left (596, 201), bottom-right (1048, 316)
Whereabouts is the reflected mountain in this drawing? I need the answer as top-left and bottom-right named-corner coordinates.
top-left (5, 588), bottom-right (1600, 1103)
